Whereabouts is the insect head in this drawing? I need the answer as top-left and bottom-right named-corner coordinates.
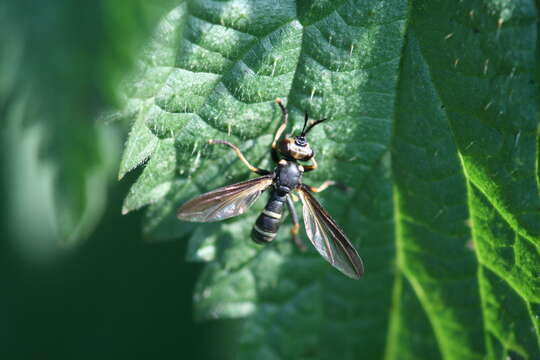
top-left (278, 113), bottom-right (327, 161)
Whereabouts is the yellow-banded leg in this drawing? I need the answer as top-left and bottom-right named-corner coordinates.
top-left (303, 156), bottom-right (317, 172)
top-left (286, 195), bottom-right (306, 251)
top-left (208, 139), bottom-right (270, 175)
top-left (306, 180), bottom-right (349, 193)
top-left (272, 98), bottom-right (288, 163)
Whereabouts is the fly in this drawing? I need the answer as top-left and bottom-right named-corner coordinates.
top-left (177, 99), bottom-right (364, 279)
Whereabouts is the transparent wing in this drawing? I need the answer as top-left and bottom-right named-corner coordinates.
top-left (177, 175), bottom-right (274, 222)
top-left (298, 184), bottom-right (364, 279)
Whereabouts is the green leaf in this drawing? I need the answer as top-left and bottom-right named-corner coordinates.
top-left (1, 1), bottom-right (176, 248)
top-left (1, 2), bottom-right (118, 247)
top-left (119, 0), bottom-right (540, 358)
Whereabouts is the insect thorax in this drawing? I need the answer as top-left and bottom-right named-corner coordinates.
top-left (275, 160), bottom-right (303, 195)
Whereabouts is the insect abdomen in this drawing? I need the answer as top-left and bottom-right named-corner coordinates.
top-left (251, 192), bottom-right (285, 244)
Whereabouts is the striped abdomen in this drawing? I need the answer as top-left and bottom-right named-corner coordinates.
top-left (251, 191), bottom-right (286, 243)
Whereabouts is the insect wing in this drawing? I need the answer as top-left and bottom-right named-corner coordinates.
top-left (298, 185), bottom-right (364, 279)
top-left (177, 175), bottom-right (274, 222)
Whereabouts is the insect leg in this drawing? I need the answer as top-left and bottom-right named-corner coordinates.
top-left (208, 139), bottom-right (270, 175)
top-left (303, 156), bottom-right (318, 172)
top-left (286, 195), bottom-right (306, 251)
top-left (305, 180), bottom-right (349, 193)
top-left (271, 98), bottom-right (288, 162)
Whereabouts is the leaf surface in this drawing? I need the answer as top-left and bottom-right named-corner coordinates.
top-left (119, 1), bottom-right (540, 358)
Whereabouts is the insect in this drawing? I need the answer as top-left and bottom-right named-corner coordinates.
top-left (177, 99), bottom-right (364, 279)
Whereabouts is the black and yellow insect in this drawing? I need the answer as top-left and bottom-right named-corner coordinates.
top-left (177, 99), bottom-right (364, 279)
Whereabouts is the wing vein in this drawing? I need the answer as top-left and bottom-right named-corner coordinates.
top-left (299, 185), bottom-right (364, 279)
top-left (177, 175), bottom-right (273, 222)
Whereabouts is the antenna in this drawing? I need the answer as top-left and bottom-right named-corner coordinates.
top-left (301, 113), bottom-right (309, 136)
top-left (304, 118), bottom-right (328, 135)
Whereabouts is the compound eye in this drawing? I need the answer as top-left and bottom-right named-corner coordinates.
top-left (303, 147), bottom-right (314, 161)
top-left (278, 138), bottom-right (293, 156)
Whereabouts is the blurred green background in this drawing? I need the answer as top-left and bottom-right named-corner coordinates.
top-left (0, 1), bottom-right (234, 358)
